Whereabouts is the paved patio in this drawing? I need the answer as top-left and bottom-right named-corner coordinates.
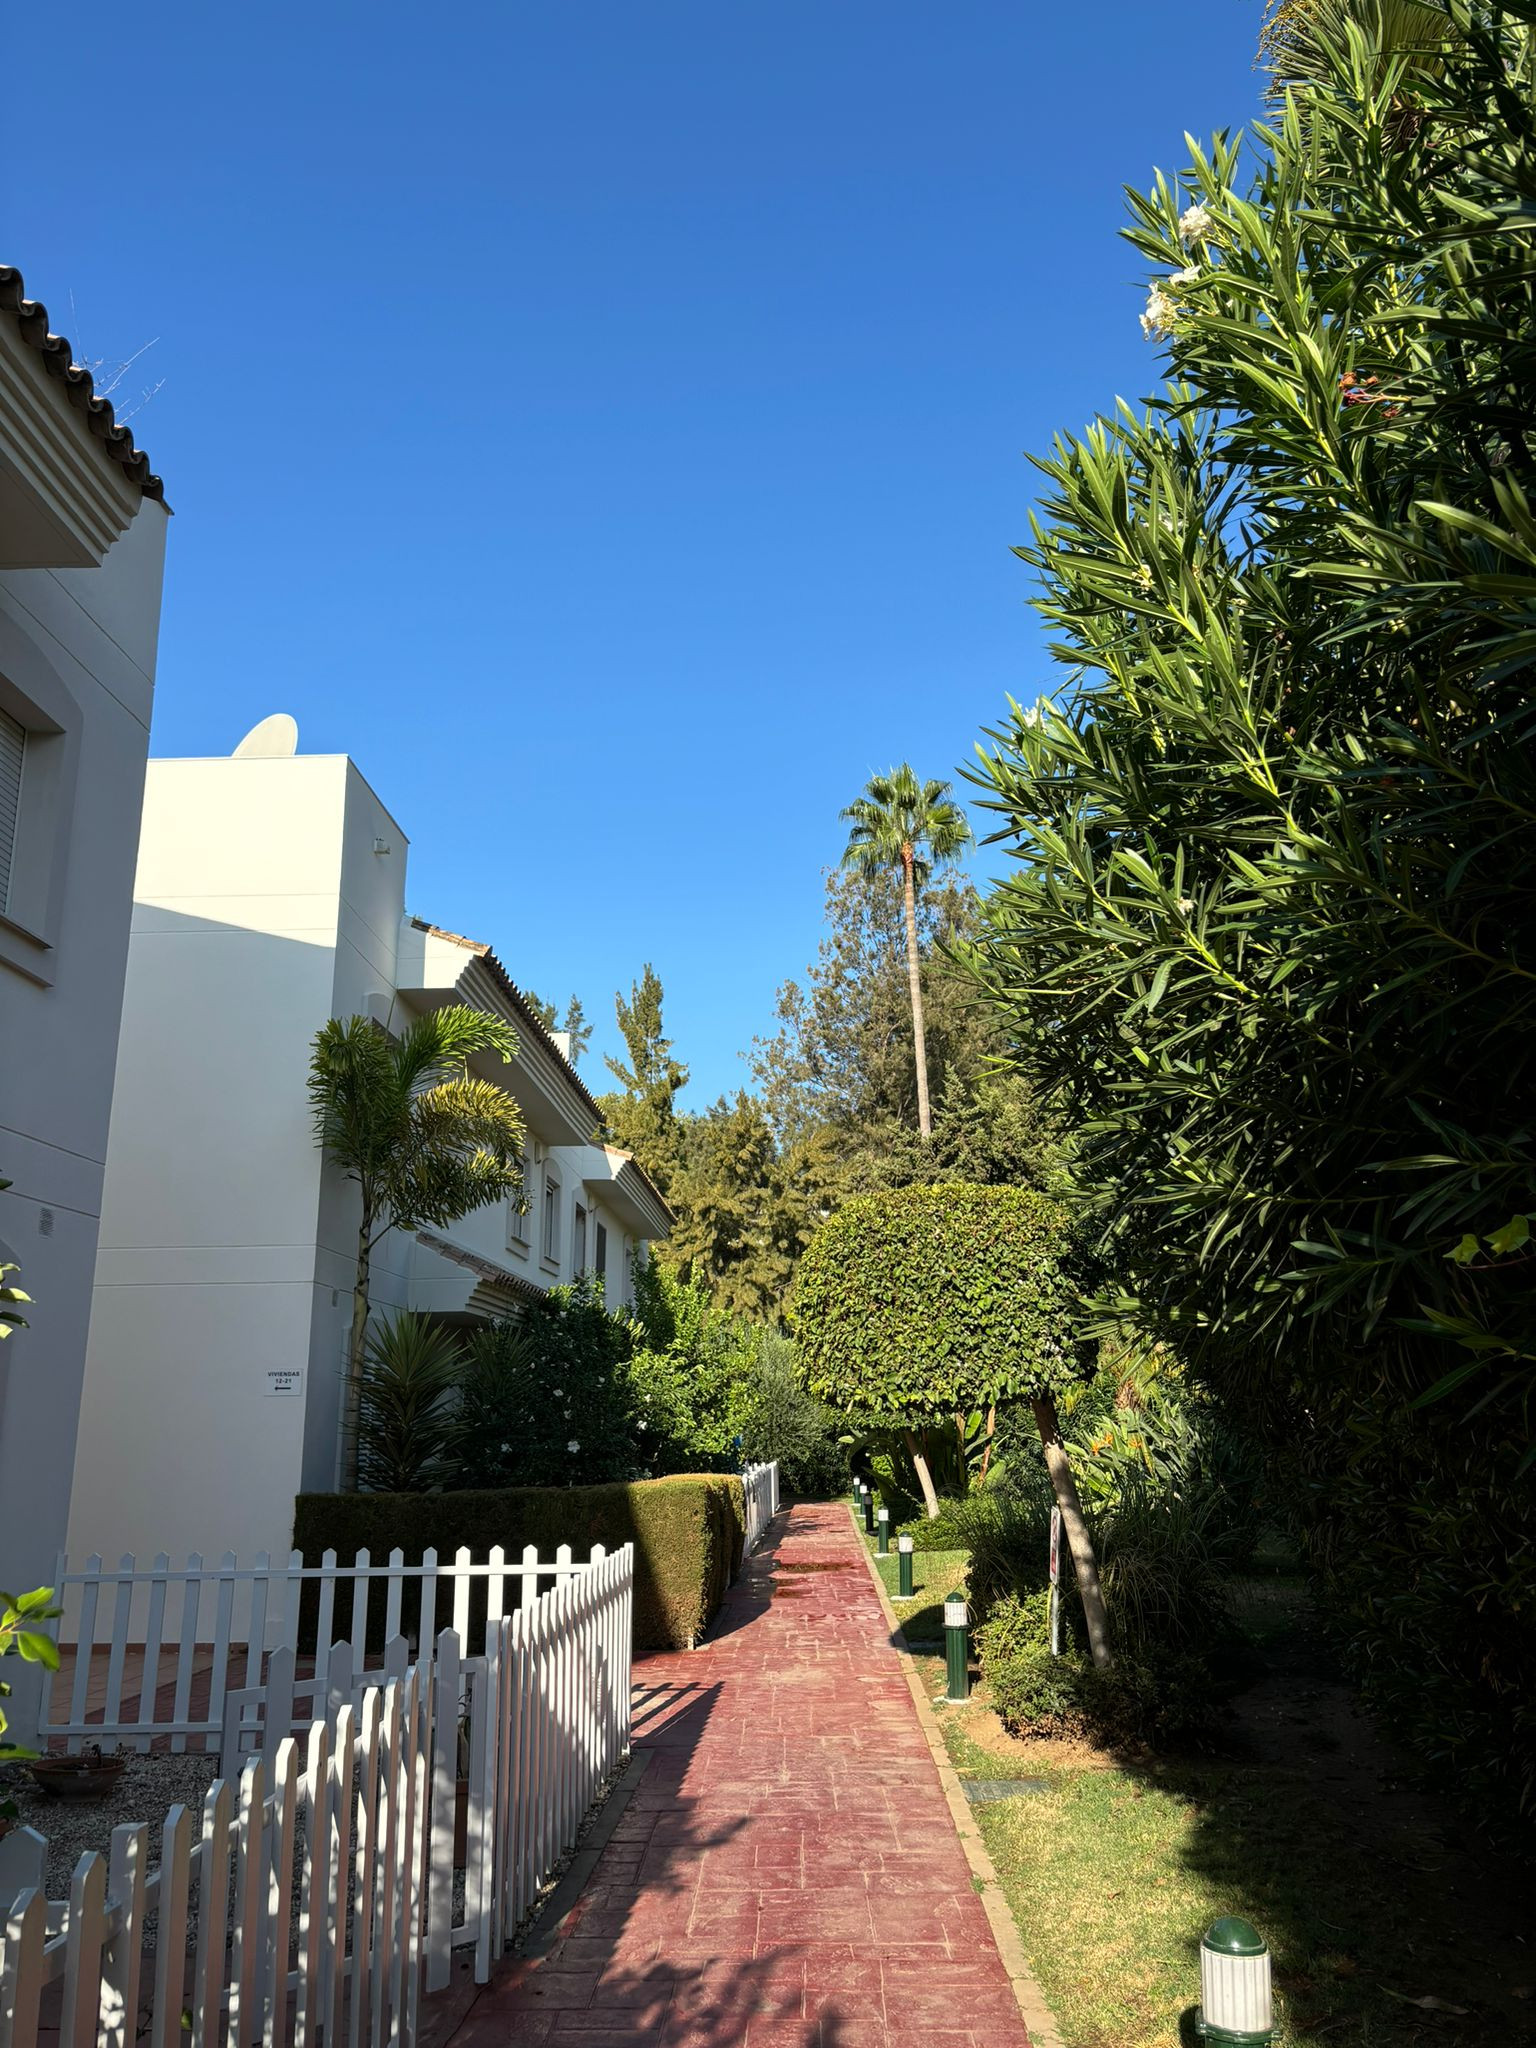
top-left (439, 1500), bottom-right (1032, 2048)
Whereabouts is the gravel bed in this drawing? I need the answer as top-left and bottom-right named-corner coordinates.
top-left (1, 1752), bottom-right (218, 1898)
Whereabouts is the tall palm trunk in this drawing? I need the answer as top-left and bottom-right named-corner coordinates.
top-left (901, 846), bottom-right (933, 1138)
top-left (1031, 1394), bottom-right (1113, 1669)
top-left (342, 1208), bottom-right (374, 1491)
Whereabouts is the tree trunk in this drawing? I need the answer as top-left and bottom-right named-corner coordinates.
top-left (341, 1212), bottom-right (374, 1492)
top-left (904, 1429), bottom-right (940, 1519)
top-left (1031, 1395), bottom-right (1113, 1669)
top-left (977, 1407), bottom-right (997, 1488)
top-left (901, 849), bottom-right (933, 1138)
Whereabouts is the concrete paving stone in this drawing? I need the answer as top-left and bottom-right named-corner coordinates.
top-left (434, 1505), bottom-right (1032, 2048)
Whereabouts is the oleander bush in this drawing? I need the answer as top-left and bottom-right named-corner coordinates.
top-left (963, 0), bottom-right (1536, 1820)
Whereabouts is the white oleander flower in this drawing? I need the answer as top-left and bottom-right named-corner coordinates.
top-left (552, 1387), bottom-right (563, 1397)
top-left (1178, 896), bottom-right (1196, 915)
top-left (1169, 266), bottom-right (1201, 286)
top-left (567, 1439), bottom-right (581, 1454)
top-left (1140, 284), bottom-right (1179, 340)
top-left (1178, 203), bottom-right (1213, 245)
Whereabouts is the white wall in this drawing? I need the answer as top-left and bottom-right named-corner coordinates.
top-left (0, 503), bottom-right (169, 1615)
top-left (67, 755), bottom-right (410, 1567)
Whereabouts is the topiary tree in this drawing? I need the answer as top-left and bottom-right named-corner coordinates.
top-left (792, 1182), bottom-right (1111, 1665)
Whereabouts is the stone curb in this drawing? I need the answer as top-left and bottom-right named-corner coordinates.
top-left (849, 1506), bottom-right (1067, 2048)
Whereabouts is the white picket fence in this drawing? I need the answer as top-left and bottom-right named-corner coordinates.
top-left (36, 1542), bottom-right (608, 1756)
top-left (741, 1461), bottom-right (780, 1554)
top-left (0, 1545), bottom-right (634, 2048)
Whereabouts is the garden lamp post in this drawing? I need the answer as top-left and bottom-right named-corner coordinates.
top-left (1195, 1918), bottom-right (1273, 2046)
top-left (897, 1534), bottom-right (914, 1599)
top-left (862, 1487), bottom-right (876, 1536)
top-left (876, 1506), bottom-right (890, 1555)
top-left (944, 1597), bottom-right (970, 1702)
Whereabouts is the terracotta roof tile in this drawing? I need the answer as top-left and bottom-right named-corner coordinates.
top-left (0, 264), bottom-right (166, 501)
top-left (409, 917), bottom-right (602, 1124)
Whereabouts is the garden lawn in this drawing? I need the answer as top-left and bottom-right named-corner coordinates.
top-left (936, 1733), bottom-right (1516, 2048)
top-left (868, 1531), bottom-right (1531, 2048)
top-left (858, 1526), bottom-right (969, 1647)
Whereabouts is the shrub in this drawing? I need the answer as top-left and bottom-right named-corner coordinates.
top-left (293, 1473), bottom-right (744, 1652)
top-left (989, 1649), bottom-right (1085, 1738)
top-left (738, 1338), bottom-right (847, 1498)
top-left (625, 1262), bottom-right (755, 1474)
top-left (975, 1589), bottom-right (1051, 1667)
top-left (988, 1645), bottom-right (1219, 1745)
top-left (446, 1285), bottom-right (637, 1490)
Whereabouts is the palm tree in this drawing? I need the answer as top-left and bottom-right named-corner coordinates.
top-left (840, 767), bottom-right (972, 1139)
top-left (309, 1005), bottom-right (525, 1487)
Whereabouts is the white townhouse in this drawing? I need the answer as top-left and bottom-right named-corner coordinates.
top-left (0, 268), bottom-right (172, 1640)
top-left (65, 722), bottom-right (671, 1571)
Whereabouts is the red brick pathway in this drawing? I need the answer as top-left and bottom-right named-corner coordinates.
top-left (444, 1501), bottom-right (1032, 2048)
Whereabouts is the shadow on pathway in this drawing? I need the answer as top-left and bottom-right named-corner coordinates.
top-left (429, 1501), bottom-right (1029, 2048)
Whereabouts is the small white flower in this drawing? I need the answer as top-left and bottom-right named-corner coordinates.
top-left (1022, 697), bottom-right (1054, 729)
top-left (1178, 203), bottom-right (1213, 245)
top-left (1140, 284), bottom-right (1179, 340)
top-left (500, 1441), bottom-right (511, 1453)
top-left (552, 1387), bottom-right (563, 1397)
top-left (1168, 266), bottom-right (1201, 287)
top-left (567, 1439), bottom-right (581, 1454)
top-left (1178, 896), bottom-right (1195, 915)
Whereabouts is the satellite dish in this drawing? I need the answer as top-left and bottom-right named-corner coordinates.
top-left (232, 713), bottom-right (299, 759)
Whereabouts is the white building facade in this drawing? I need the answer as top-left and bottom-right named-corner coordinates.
top-left (0, 269), bottom-right (171, 1630)
top-left (66, 729), bottom-right (669, 1570)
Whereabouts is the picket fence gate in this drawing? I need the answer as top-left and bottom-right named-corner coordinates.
top-left (0, 1544), bottom-right (635, 2048)
top-left (36, 1541), bottom-right (612, 1756)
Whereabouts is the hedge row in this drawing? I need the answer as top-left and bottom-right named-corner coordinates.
top-left (292, 1474), bottom-right (746, 1653)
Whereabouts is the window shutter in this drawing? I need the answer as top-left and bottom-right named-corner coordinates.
top-left (0, 710), bottom-right (23, 914)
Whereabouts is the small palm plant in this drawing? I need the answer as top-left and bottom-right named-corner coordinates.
top-left (355, 1313), bottom-right (464, 1493)
top-left (840, 767), bottom-right (972, 1138)
top-left (310, 1006), bottom-right (526, 1487)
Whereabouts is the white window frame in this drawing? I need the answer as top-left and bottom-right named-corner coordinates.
top-left (541, 1172), bottom-right (561, 1268)
top-left (573, 1202), bottom-right (588, 1275)
top-left (506, 1152), bottom-right (530, 1253)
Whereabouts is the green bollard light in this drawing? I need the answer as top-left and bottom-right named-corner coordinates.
top-left (876, 1506), bottom-right (890, 1556)
top-left (862, 1486), bottom-right (877, 1536)
top-left (897, 1534), bottom-right (914, 1600)
top-left (944, 1597), bottom-right (970, 1702)
top-left (1195, 1919), bottom-right (1273, 2046)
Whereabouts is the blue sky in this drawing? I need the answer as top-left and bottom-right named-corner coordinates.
top-left (4, 3), bottom-right (1262, 1102)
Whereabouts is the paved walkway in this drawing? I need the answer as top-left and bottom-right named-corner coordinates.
top-left (446, 1501), bottom-right (1032, 2048)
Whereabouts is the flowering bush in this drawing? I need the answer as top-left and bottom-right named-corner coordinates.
top-left (446, 1281), bottom-right (640, 1489)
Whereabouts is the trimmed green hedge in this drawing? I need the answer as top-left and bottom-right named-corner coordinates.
top-left (293, 1474), bottom-right (746, 1653)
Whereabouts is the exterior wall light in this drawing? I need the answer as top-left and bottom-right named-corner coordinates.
top-left (897, 1534), bottom-right (914, 1599)
top-left (1196, 1918), bottom-right (1273, 2045)
top-left (944, 1597), bottom-right (970, 1702)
